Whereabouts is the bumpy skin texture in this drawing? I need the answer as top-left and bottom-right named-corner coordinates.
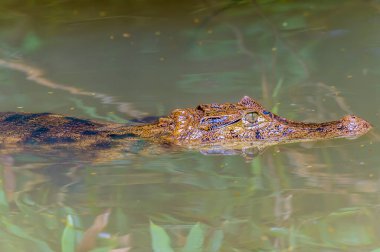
top-left (0, 96), bottom-right (372, 152)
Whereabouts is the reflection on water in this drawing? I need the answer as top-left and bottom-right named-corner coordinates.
top-left (0, 0), bottom-right (379, 251)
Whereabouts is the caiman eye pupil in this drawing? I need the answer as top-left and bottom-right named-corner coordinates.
top-left (245, 112), bottom-right (259, 123)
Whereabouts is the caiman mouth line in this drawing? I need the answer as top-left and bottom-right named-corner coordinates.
top-left (0, 96), bottom-right (372, 153)
top-left (205, 118), bottom-right (241, 130)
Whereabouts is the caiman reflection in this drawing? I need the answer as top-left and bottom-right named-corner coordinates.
top-left (0, 96), bottom-right (372, 157)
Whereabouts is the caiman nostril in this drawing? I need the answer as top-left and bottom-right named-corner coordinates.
top-left (341, 115), bottom-right (372, 136)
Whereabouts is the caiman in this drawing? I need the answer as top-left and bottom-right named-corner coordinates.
top-left (0, 96), bottom-right (372, 158)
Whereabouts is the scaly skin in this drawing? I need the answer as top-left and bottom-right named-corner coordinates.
top-left (0, 96), bottom-right (372, 154)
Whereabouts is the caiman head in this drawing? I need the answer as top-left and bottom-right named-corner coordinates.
top-left (158, 96), bottom-right (372, 148)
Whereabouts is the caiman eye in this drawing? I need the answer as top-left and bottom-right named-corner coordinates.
top-left (244, 112), bottom-right (259, 124)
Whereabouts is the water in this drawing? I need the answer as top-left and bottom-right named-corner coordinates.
top-left (0, 1), bottom-right (379, 251)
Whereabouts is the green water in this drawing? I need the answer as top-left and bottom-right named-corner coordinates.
top-left (0, 1), bottom-right (379, 251)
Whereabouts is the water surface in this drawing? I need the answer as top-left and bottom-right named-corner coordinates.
top-left (0, 1), bottom-right (379, 251)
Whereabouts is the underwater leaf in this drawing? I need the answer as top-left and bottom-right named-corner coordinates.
top-left (271, 103), bottom-right (280, 114)
top-left (206, 229), bottom-right (224, 252)
top-left (272, 77), bottom-right (284, 98)
top-left (150, 221), bottom-right (174, 252)
top-left (1, 217), bottom-right (53, 252)
top-left (62, 214), bottom-right (83, 252)
top-left (181, 222), bottom-right (205, 252)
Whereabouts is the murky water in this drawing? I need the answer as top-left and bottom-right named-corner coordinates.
top-left (0, 1), bottom-right (379, 251)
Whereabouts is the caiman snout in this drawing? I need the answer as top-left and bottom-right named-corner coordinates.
top-left (340, 115), bottom-right (372, 138)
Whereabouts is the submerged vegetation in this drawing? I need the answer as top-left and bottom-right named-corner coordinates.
top-left (1, 149), bottom-right (379, 251)
top-left (0, 0), bottom-right (378, 251)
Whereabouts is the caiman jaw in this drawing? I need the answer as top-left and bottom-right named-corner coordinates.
top-left (275, 115), bottom-right (373, 142)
